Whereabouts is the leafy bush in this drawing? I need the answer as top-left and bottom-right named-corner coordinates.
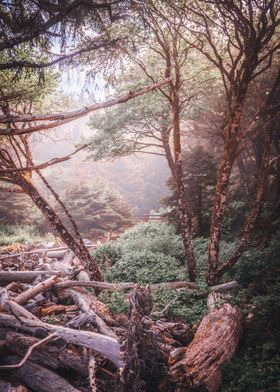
top-left (93, 223), bottom-right (211, 323)
top-left (93, 222), bottom-right (186, 283)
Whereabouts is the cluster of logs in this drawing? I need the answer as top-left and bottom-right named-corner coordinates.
top-left (0, 246), bottom-right (242, 392)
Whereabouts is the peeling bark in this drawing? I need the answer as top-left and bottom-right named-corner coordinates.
top-left (167, 303), bottom-right (242, 392)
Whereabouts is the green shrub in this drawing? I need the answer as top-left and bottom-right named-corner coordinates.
top-left (92, 223), bottom-right (210, 322)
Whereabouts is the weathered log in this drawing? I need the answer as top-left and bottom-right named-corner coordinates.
top-left (0, 244), bottom-right (97, 260)
top-left (88, 350), bottom-right (97, 392)
top-left (14, 275), bottom-right (58, 305)
top-left (5, 332), bottom-right (88, 376)
top-left (40, 304), bottom-right (78, 316)
top-left (167, 302), bottom-right (242, 392)
top-left (55, 279), bottom-right (238, 293)
top-left (1, 356), bottom-right (81, 392)
top-left (0, 289), bottom-right (40, 321)
top-left (0, 271), bottom-right (59, 283)
top-left (0, 313), bottom-right (122, 368)
top-left (60, 288), bottom-right (117, 338)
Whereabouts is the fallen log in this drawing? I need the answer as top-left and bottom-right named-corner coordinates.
top-left (0, 244), bottom-right (97, 260)
top-left (167, 298), bottom-right (242, 392)
top-left (60, 288), bottom-right (117, 338)
top-left (0, 313), bottom-right (122, 368)
top-left (55, 280), bottom-right (238, 293)
top-left (1, 355), bottom-right (81, 392)
top-left (0, 271), bottom-right (60, 284)
top-left (14, 275), bottom-right (59, 305)
top-left (5, 332), bottom-right (88, 376)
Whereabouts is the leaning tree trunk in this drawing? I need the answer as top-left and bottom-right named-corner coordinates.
top-left (14, 173), bottom-right (102, 281)
top-left (167, 293), bottom-right (242, 392)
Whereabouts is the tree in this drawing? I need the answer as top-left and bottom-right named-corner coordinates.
top-left (175, 0), bottom-right (280, 284)
top-left (86, 1), bottom-right (218, 281)
top-left (59, 179), bottom-right (132, 240)
top-left (0, 0), bottom-right (128, 70)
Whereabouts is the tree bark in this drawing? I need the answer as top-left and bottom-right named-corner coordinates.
top-left (207, 106), bottom-right (242, 285)
top-left (2, 356), bottom-right (81, 392)
top-left (5, 332), bottom-right (88, 376)
top-left (0, 313), bottom-right (122, 368)
top-left (167, 301), bottom-right (242, 392)
top-left (116, 286), bottom-right (165, 392)
top-left (217, 127), bottom-right (271, 278)
top-left (172, 90), bottom-right (197, 282)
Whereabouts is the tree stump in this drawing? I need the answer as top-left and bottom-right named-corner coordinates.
top-left (167, 301), bottom-right (242, 392)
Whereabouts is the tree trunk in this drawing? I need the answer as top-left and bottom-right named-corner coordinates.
top-left (217, 127), bottom-right (271, 278)
top-left (14, 173), bottom-right (102, 281)
top-left (172, 92), bottom-right (197, 282)
top-left (167, 297), bottom-right (242, 392)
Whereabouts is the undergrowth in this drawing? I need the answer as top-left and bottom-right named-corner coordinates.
top-left (0, 225), bottom-right (54, 246)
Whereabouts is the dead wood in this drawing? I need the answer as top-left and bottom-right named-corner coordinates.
top-left (0, 332), bottom-right (57, 369)
top-left (0, 379), bottom-right (27, 392)
top-left (0, 271), bottom-right (60, 283)
top-left (0, 245), bottom-right (97, 261)
top-left (0, 313), bottom-right (122, 368)
top-left (59, 288), bottom-right (117, 338)
top-left (1, 355), bottom-right (82, 392)
top-left (167, 302), bottom-right (242, 392)
top-left (40, 303), bottom-right (78, 316)
top-left (88, 350), bottom-right (97, 392)
top-left (116, 286), bottom-right (165, 392)
top-left (5, 332), bottom-right (88, 376)
top-left (13, 275), bottom-right (58, 305)
top-left (55, 279), bottom-right (238, 293)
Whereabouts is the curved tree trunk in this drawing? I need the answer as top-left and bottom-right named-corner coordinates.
top-left (167, 297), bottom-right (242, 392)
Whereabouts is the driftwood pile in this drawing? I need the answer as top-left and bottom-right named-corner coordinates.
top-left (0, 244), bottom-right (242, 392)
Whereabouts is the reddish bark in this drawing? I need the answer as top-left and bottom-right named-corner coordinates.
top-left (167, 303), bottom-right (242, 392)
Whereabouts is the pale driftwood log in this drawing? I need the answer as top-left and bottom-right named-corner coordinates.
top-left (2, 356), bottom-right (81, 392)
top-left (55, 280), bottom-right (238, 292)
top-left (55, 280), bottom-right (137, 291)
top-left (0, 271), bottom-right (60, 283)
top-left (0, 289), bottom-right (40, 321)
top-left (0, 244), bottom-right (97, 260)
top-left (0, 313), bottom-right (122, 368)
top-left (168, 302), bottom-right (242, 392)
top-left (5, 332), bottom-right (88, 376)
top-left (60, 288), bottom-right (117, 339)
top-left (209, 281), bottom-right (239, 292)
top-left (14, 275), bottom-right (58, 305)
